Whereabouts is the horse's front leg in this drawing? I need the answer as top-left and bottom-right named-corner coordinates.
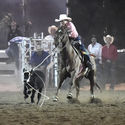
top-left (67, 71), bottom-right (76, 99)
top-left (53, 69), bottom-right (66, 102)
top-left (75, 74), bottom-right (83, 99)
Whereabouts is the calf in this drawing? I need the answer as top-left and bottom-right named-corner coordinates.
top-left (23, 69), bottom-right (45, 104)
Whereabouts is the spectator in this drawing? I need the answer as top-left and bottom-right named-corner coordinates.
top-left (88, 35), bottom-right (102, 84)
top-left (42, 25), bottom-right (57, 53)
top-left (8, 21), bottom-right (22, 41)
top-left (6, 21), bottom-right (23, 69)
top-left (102, 35), bottom-right (118, 89)
top-left (24, 19), bottom-right (32, 37)
top-left (88, 35), bottom-right (102, 63)
top-left (41, 26), bottom-right (57, 87)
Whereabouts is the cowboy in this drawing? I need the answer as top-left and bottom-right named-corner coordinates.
top-left (102, 35), bottom-right (118, 89)
top-left (42, 25), bottom-right (58, 53)
top-left (55, 14), bottom-right (92, 76)
top-left (42, 25), bottom-right (58, 87)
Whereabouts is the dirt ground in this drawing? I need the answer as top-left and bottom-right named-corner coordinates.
top-left (0, 84), bottom-right (125, 125)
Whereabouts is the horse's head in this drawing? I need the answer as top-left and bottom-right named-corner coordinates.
top-left (54, 26), bottom-right (69, 50)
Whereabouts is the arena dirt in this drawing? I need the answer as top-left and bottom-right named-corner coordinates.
top-left (0, 87), bottom-right (125, 125)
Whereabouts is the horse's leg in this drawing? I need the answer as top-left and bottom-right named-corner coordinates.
top-left (88, 70), bottom-right (95, 99)
top-left (31, 89), bottom-right (36, 103)
top-left (67, 71), bottom-right (75, 99)
top-left (75, 77), bottom-right (80, 99)
top-left (75, 73), bottom-right (84, 99)
top-left (37, 88), bottom-right (42, 105)
top-left (53, 69), bottom-right (67, 101)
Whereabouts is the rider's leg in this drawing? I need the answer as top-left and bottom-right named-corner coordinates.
top-left (81, 54), bottom-right (93, 77)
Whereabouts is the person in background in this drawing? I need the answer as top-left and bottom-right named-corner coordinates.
top-left (24, 19), bottom-right (32, 37)
top-left (42, 25), bottom-right (58, 53)
top-left (30, 43), bottom-right (50, 87)
top-left (6, 21), bottom-right (23, 69)
top-left (55, 14), bottom-right (92, 77)
top-left (30, 43), bottom-right (50, 68)
top-left (88, 35), bottom-right (102, 84)
top-left (8, 21), bottom-right (22, 41)
top-left (102, 35), bottom-right (118, 90)
top-left (42, 25), bottom-right (58, 87)
top-left (88, 35), bottom-right (102, 64)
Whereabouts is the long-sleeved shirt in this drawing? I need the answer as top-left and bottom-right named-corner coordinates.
top-left (30, 50), bottom-right (50, 67)
top-left (102, 44), bottom-right (118, 62)
top-left (42, 35), bottom-right (54, 53)
top-left (88, 42), bottom-right (102, 61)
top-left (66, 22), bottom-right (78, 38)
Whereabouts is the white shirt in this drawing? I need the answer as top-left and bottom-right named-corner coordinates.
top-left (42, 35), bottom-right (55, 53)
top-left (88, 42), bottom-right (102, 61)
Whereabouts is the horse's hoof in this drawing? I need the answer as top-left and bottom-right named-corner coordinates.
top-left (67, 93), bottom-right (73, 99)
top-left (53, 96), bottom-right (59, 102)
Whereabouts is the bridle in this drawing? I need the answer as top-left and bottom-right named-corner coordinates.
top-left (55, 26), bottom-right (69, 52)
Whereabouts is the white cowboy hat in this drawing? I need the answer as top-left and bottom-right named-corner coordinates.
top-left (103, 35), bottom-right (114, 44)
top-left (55, 14), bottom-right (72, 22)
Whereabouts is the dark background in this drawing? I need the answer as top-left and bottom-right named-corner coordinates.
top-left (0, 0), bottom-right (66, 49)
top-left (0, 0), bottom-right (125, 49)
top-left (68, 0), bottom-right (125, 48)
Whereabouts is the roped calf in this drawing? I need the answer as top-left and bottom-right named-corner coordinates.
top-left (23, 69), bottom-right (45, 104)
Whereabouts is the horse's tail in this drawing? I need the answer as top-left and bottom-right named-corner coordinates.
top-left (95, 82), bottom-right (102, 93)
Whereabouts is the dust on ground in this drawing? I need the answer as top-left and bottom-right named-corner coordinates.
top-left (0, 86), bottom-right (125, 125)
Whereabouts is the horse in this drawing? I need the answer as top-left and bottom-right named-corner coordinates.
top-left (23, 69), bottom-right (45, 104)
top-left (53, 26), bottom-right (101, 101)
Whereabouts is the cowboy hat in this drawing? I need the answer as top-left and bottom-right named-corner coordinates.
top-left (55, 14), bottom-right (72, 22)
top-left (48, 25), bottom-right (58, 34)
top-left (103, 35), bottom-right (114, 44)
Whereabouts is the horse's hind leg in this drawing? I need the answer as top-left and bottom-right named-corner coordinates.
top-left (88, 70), bottom-right (95, 99)
top-left (75, 78), bottom-right (80, 99)
top-left (31, 89), bottom-right (36, 103)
